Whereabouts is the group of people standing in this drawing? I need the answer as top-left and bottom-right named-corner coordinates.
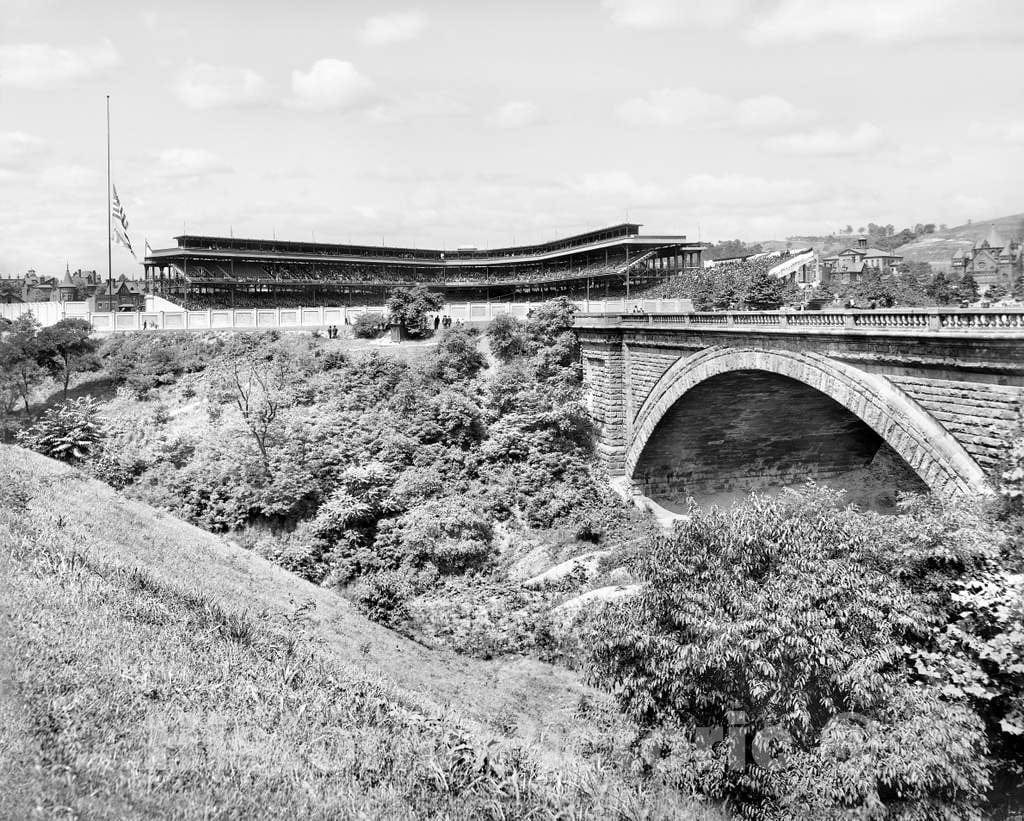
top-left (325, 324), bottom-right (341, 339)
top-left (432, 315), bottom-right (462, 330)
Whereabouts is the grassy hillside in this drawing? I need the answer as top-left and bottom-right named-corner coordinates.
top-left (0, 445), bottom-right (716, 819)
top-left (897, 213), bottom-right (1024, 270)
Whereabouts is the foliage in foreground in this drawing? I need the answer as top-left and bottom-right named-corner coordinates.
top-left (0, 472), bottom-right (713, 820)
top-left (16, 396), bottom-right (105, 462)
top-left (586, 488), bottom-right (1023, 819)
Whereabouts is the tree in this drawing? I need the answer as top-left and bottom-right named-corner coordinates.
top-left (0, 338), bottom-right (23, 441)
top-left (986, 283), bottom-right (1009, 300)
top-left (486, 314), bottom-right (529, 363)
top-left (926, 271), bottom-right (954, 304)
top-left (742, 270), bottom-right (785, 310)
top-left (2, 314), bottom-right (46, 414)
top-left (36, 318), bottom-right (97, 399)
top-left (386, 285), bottom-right (444, 338)
top-left (852, 270), bottom-right (896, 307)
top-left (210, 337), bottom-right (294, 471)
top-left (958, 273), bottom-right (979, 303)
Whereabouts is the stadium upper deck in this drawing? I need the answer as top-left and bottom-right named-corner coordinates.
top-left (143, 223), bottom-right (703, 307)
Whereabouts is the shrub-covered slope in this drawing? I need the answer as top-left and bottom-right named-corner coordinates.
top-left (0, 445), bottom-right (717, 820)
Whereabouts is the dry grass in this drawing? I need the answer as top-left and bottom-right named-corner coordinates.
top-left (0, 446), bottom-right (718, 819)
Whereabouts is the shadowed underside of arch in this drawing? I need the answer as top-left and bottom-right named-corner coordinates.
top-left (626, 346), bottom-right (990, 498)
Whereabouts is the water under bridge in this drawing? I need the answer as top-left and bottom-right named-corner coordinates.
top-left (575, 308), bottom-right (1024, 509)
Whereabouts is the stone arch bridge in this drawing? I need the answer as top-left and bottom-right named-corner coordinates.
top-left (575, 309), bottom-right (1024, 504)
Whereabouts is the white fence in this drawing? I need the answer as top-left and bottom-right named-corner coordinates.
top-left (1, 298), bottom-right (695, 333)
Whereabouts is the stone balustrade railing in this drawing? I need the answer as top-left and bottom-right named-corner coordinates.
top-left (577, 308), bottom-right (1024, 333)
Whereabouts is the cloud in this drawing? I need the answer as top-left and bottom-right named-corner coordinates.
top-left (766, 123), bottom-right (885, 156)
top-left (617, 87), bottom-right (812, 129)
top-left (569, 171), bottom-right (666, 204)
top-left (617, 87), bottom-right (729, 126)
top-left (367, 92), bottom-right (469, 124)
top-left (488, 100), bottom-right (542, 129)
top-left (602, 0), bottom-right (1024, 43)
top-left (679, 173), bottom-right (822, 206)
top-left (359, 11), bottom-right (426, 45)
top-left (38, 164), bottom-right (102, 190)
top-left (602, 0), bottom-right (752, 30)
top-left (746, 0), bottom-right (1024, 44)
top-left (0, 39), bottom-right (119, 88)
top-left (0, 131), bottom-right (48, 169)
top-left (173, 63), bottom-right (269, 109)
top-left (968, 121), bottom-right (1024, 144)
top-left (289, 59), bottom-right (375, 112)
top-left (734, 95), bottom-right (814, 129)
top-left (152, 148), bottom-right (232, 180)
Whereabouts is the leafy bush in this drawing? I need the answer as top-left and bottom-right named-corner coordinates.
top-left (374, 499), bottom-right (495, 575)
top-left (487, 314), bottom-right (530, 363)
top-left (422, 327), bottom-right (486, 382)
top-left (17, 397), bottom-right (104, 463)
top-left (353, 312), bottom-right (385, 338)
top-left (585, 488), bottom-right (993, 818)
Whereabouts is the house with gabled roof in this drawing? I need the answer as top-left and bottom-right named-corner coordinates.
top-left (91, 275), bottom-right (146, 312)
top-left (821, 236), bottom-right (902, 285)
top-left (951, 225), bottom-right (1022, 292)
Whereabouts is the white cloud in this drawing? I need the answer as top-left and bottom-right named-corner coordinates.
top-left (603, 0), bottom-right (1024, 43)
top-left (289, 59), bottom-right (375, 112)
top-left (766, 123), bottom-right (885, 156)
top-left (0, 40), bottom-right (119, 89)
top-left (488, 101), bottom-right (542, 129)
top-left (617, 87), bottom-right (729, 126)
top-left (569, 171), bottom-right (665, 204)
top-left (359, 11), bottom-right (426, 45)
top-left (679, 173), bottom-right (822, 206)
top-left (602, 0), bottom-right (751, 30)
top-left (0, 131), bottom-right (48, 169)
top-left (368, 92), bottom-right (469, 124)
top-left (734, 95), bottom-right (814, 129)
top-left (38, 164), bottom-right (102, 190)
top-left (152, 148), bottom-right (232, 180)
top-left (617, 87), bottom-right (812, 129)
top-left (173, 63), bottom-right (269, 110)
top-left (949, 194), bottom-right (993, 221)
top-left (968, 121), bottom-right (1024, 144)
top-left (747, 0), bottom-right (1024, 44)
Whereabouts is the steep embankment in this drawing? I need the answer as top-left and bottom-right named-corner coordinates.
top-left (0, 446), bottom-right (716, 819)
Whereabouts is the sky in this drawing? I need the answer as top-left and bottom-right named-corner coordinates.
top-left (1, 0), bottom-right (1022, 276)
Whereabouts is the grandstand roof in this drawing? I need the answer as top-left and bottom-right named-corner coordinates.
top-left (145, 224), bottom-right (700, 269)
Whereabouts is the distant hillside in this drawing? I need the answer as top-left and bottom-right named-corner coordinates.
top-left (755, 213), bottom-right (1024, 271)
top-left (897, 213), bottom-right (1024, 271)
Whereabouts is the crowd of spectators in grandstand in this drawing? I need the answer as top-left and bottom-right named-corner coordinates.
top-left (178, 257), bottom-right (637, 287)
top-left (631, 252), bottom-right (794, 310)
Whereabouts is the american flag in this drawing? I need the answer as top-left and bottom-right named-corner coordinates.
top-left (111, 184), bottom-right (136, 258)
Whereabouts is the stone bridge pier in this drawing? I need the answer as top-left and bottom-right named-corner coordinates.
top-left (576, 309), bottom-right (1024, 505)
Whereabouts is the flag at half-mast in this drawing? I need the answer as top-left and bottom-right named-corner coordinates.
top-left (111, 184), bottom-right (136, 258)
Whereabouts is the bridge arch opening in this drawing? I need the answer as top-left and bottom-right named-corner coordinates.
top-left (632, 369), bottom-right (929, 512)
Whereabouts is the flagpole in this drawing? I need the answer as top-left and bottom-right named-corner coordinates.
top-left (106, 95), bottom-right (112, 311)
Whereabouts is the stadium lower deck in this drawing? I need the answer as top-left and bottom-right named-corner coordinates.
top-left (143, 224), bottom-right (704, 308)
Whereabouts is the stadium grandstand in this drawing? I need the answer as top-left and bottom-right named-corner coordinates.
top-left (142, 224), bottom-right (703, 309)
